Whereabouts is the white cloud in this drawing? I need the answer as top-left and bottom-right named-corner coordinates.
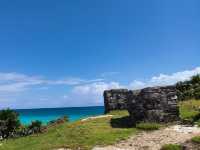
top-left (0, 72), bottom-right (104, 93)
top-left (66, 82), bottom-right (124, 106)
top-left (129, 67), bottom-right (200, 90)
top-left (47, 78), bottom-right (104, 85)
top-left (0, 73), bottom-right (44, 92)
top-left (129, 80), bottom-right (146, 90)
top-left (0, 72), bottom-right (38, 82)
top-left (1, 67), bottom-right (200, 108)
top-left (73, 82), bottom-right (123, 95)
top-left (66, 67), bottom-right (200, 106)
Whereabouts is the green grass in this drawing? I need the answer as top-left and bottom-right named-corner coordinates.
top-left (161, 144), bottom-right (183, 150)
top-left (0, 110), bottom-right (137, 150)
top-left (191, 136), bottom-right (200, 144)
top-left (179, 99), bottom-right (200, 122)
top-left (136, 122), bottom-right (162, 131)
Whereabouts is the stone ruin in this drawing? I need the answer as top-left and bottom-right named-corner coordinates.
top-left (128, 86), bottom-right (179, 123)
top-left (104, 89), bottom-right (129, 113)
top-left (104, 86), bottom-right (180, 123)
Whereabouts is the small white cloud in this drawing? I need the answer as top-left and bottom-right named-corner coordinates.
top-left (48, 78), bottom-right (104, 86)
top-left (72, 82), bottom-right (123, 95)
top-left (129, 80), bottom-right (146, 90)
top-left (129, 67), bottom-right (200, 89)
top-left (67, 82), bottom-right (124, 106)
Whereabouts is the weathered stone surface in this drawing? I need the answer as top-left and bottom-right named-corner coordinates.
top-left (104, 85), bottom-right (180, 123)
top-left (128, 86), bottom-right (179, 123)
top-left (104, 89), bottom-right (129, 113)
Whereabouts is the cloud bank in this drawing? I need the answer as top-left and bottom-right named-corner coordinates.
top-left (68, 67), bottom-right (200, 106)
top-left (130, 67), bottom-right (200, 89)
top-left (0, 72), bottom-right (104, 93)
top-left (0, 67), bottom-right (200, 108)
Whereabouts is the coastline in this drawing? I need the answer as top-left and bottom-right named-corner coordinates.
top-left (15, 106), bottom-right (104, 125)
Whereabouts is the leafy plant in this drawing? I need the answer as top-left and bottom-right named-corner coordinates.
top-left (28, 120), bottom-right (42, 134)
top-left (0, 109), bottom-right (20, 138)
top-left (191, 75), bottom-right (200, 85)
top-left (176, 75), bottom-right (200, 101)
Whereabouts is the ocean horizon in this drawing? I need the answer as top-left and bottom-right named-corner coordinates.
top-left (15, 106), bottom-right (104, 125)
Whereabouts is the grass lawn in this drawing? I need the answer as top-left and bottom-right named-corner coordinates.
top-left (179, 99), bottom-right (200, 122)
top-left (0, 110), bottom-right (137, 150)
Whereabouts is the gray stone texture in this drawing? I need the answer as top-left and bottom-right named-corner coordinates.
top-left (104, 86), bottom-right (179, 123)
top-left (104, 89), bottom-right (129, 113)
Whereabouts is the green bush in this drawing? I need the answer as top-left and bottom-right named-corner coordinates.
top-left (28, 120), bottom-right (42, 134)
top-left (191, 75), bottom-right (200, 85)
top-left (0, 109), bottom-right (20, 138)
top-left (161, 144), bottom-right (183, 150)
top-left (191, 136), bottom-right (200, 144)
top-left (136, 122), bottom-right (161, 131)
top-left (176, 75), bottom-right (200, 101)
top-left (194, 87), bottom-right (200, 99)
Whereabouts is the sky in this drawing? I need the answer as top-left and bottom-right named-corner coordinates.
top-left (0, 0), bottom-right (200, 109)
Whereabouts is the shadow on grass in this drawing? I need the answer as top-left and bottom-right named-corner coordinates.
top-left (110, 116), bottom-right (134, 128)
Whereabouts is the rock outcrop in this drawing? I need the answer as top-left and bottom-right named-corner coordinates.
top-left (104, 89), bottom-right (129, 113)
top-left (104, 86), bottom-right (180, 123)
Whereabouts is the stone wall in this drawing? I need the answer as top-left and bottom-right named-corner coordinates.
top-left (104, 89), bottom-right (129, 113)
top-left (104, 86), bottom-right (180, 123)
top-left (127, 86), bottom-right (179, 123)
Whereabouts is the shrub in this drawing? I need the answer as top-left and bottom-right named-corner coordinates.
top-left (0, 109), bottom-right (20, 138)
top-left (176, 75), bottom-right (200, 101)
top-left (191, 75), bottom-right (200, 85)
top-left (28, 120), bottom-right (42, 134)
top-left (191, 136), bottom-right (200, 144)
top-left (47, 116), bottom-right (69, 127)
top-left (194, 87), bottom-right (200, 99)
top-left (161, 144), bottom-right (183, 150)
top-left (136, 122), bottom-right (161, 131)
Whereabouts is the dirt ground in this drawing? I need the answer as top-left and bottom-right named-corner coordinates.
top-left (93, 125), bottom-right (200, 150)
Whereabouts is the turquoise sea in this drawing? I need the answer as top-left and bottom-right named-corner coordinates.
top-left (15, 106), bottom-right (104, 125)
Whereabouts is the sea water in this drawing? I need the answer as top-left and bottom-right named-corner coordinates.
top-left (15, 106), bottom-right (104, 125)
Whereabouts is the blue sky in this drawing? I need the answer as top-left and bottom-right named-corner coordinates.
top-left (0, 0), bottom-right (200, 109)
